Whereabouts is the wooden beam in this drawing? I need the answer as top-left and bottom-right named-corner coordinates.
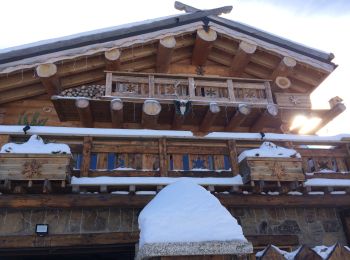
top-left (230, 41), bottom-right (257, 77)
top-left (142, 99), bottom-right (161, 128)
top-left (250, 105), bottom-right (278, 133)
top-left (0, 194), bottom-right (349, 208)
top-left (110, 98), bottom-right (123, 128)
top-left (158, 138), bottom-right (168, 176)
top-left (75, 98), bottom-right (93, 127)
top-left (192, 28), bottom-right (217, 66)
top-left (36, 63), bottom-right (60, 96)
top-left (225, 105), bottom-right (251, 131)
top-left (274, 76), bottom-right (292, 89)
top-left (156, 36), bottom-right (176, 73)
top-left (271, 56), bottom-right (296, 81)
top-left (81, 136), bottom-right (92, 177)
top-left (199, 102), bottom-right (220, 132)
top-left (0, 232), bottom-right (139, 249)
top-left (172, 113), bottom-right (185, 130)
top-left (312, 102), bottom-right (346, 133)
top-left (104, 48), bottom-right (121, 71)
top-left (0, 135), bottom-right (10, 149)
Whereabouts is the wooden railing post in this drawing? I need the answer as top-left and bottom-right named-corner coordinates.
top-left (0, 135), bottom-right (10, 149)
top-left (227, 140), bottom-right (239, 176)
top-left (188, 77), bottom-right (195, 98)
top-left (81, 137), bottom-right (93, 177)
top-left (105, 72), bottom-right (112, 96)
top-left (159, 137), bottom-right (168, 176)
top-left (227, 79), bottom-right (236, 101)
top-left (264, 81), bottom-right (274, 104)
top-left (149, 75), bottom-right (155, 98)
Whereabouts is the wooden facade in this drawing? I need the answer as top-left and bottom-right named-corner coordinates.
top-left (0, 2), bottom-right (348, 259)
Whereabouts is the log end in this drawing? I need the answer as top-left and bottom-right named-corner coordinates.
top-left (110, 98), bottom-right (123, 111)
top-left (75, 98), bottom-right (90, 109)
top-left (197, 28), bottom-right (217, 42)
top-left (239, 41), bottom-right (257, 54)
top-left (105, 48), bottom-right (121, 61)
top-left (36, 63), bottom-right (57, 78)
top-left (275, 76), bottom-right (291, 89)
top-left (143, 100), bottom-right (162, 115)
top-left (159, 36), bottom-right (176, 49)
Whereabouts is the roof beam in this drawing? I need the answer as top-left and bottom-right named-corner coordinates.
top-left (104, 48), bottom-right (121, 71)
top-left (110, 98), bottom-right (124, 128)
top-left (250, 105), bottom-right (279, 132)
top-left (225, 104), bottom-right (251, 131)
top-left (75, 98), bottom-right (93, 127)
top-left (192, 28), bottom-right (217, 66)
top-left (200, 102), bottom-right (220, 132)
top-left (230, 41), bottom-right (257, 77)
top-left (156, 36), bottom-right (176, 73)
top-left (271, 56), bottom-right (296, 81)
top-left (36, 63), bottom-right (60, 96)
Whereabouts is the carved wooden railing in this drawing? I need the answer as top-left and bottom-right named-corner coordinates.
top-left (105, 71), bottom-right (274, 106)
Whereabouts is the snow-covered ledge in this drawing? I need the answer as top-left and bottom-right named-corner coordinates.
top-left (135, 180), bottom-right (253, 259)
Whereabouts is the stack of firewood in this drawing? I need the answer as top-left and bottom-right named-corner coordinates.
top-left (60, 85), bottom-right (105, 99)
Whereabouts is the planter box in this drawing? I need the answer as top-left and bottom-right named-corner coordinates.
top-left (0, 154), bottom-right (72, 181)
top-left (239, 157), bottom-right (305, 184)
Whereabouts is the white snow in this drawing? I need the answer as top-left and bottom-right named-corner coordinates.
top-left (305, 178), bottom-right (350, 187)
top-left (256, 245), bottom-right (301, 260)
top-left (71, 176), bottom-right (243, 186)
top-left (238, 142), bottom-right (300, 163)
top-left (267, 191), bottom-right (280, 195)
top-left (136, 191), bottom-right (157, 195)
top-left (0, 135), bottom-right (71, 154)
top-left (287, 191), bottom-right (303, 196)
top-left (111, 191), bottom-right (129, 195)
top-left (318, 169), bottom-right (336, 173)
top-left (1, 125), bottom-right (350, 143)
top-left (138, 180), bottom-right (247, 247)
top-left (308, 191), bottom-right (325, 195)
top-left (312, 245), bottom-right (336, 259)
top-left (330, 191), bottom-right (346, 195)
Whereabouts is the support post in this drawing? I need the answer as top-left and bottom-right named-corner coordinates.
top-left (110, 99), bottom-right (123, 128)
top-left (36, 63), bottom-right (60, 96)
top-left (81, 137), bottom-right (92, 177)
top-left (230, 41), bottom-right (257, 77)
top-left (142, 100), bottom-right (161, 128)
top-left (156, 36), bottom-right (176, 73)
top-left (75, 98), bottom-right (93, 127)
top-left (227, 140), bottom-right (239, 176)
top-left (158, 138), bottom-right (168, 177)
top-left (192, 28), bottom-right (217, 66)
top-left (105, 48), bottom-right (121, 71)
top-left (200, 102), bottom-right (220, 132)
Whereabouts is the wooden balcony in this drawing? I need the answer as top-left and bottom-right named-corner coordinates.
top-left (1, 129), bottom-right (350, 194)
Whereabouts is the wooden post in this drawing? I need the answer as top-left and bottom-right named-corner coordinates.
top-left (225, 105), bottom-right (251, 131)
top-left (264, 81), bottom-right (274, 104)
top-left (192, 28), bottom-right (217, 66)
top-left (0, 134), bottom-right (10, 149)
top-left (227, 140), bottom-right (239, 176)
top-left (200, 102), bottom-right (220, 132)
top-left (110, 98), bottom-right (123, 128)
top-left (158, 138), bottom-right (168, 176)
top-left (156, 36), bottom-right (176, 73)
top-left (188, 77), bottom-right (195, 98)
top-left (227, 79), bottom-right (236, 101)
top-left (36, 63), bottom-right (60, 96)
top-left (230, 41), bottom-right (257, 77)
top-left (75, 98), bottom-right (93, 127)
top-left (148, 75), bottom-right (155, 98)
top-left (104, 48), bottom-right (121, 71)
top-left (81, 137), bottom-right (92, 177)
top-left (142, 99), bottom-right (161, 128)
top-left (105, 72), bottom-right (113, 96)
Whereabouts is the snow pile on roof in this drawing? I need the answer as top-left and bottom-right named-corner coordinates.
top-left (238, 142), bottom-right (300, 163)
top-left (304, 178), bottom-right (350, 187)
top-left (312, 245), bottom-right (336, 259)
top-left (256, 245), bottom-right (301, 260)
top-left (136, 180), bottom-right (252, 259)
top-left (0, 135), bottom-right (71, 154)
top-left (71, 176), bottom-right (242, 186)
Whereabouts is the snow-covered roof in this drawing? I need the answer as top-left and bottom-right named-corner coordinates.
top-left (136, 180), bottom-right (252, 259)
top-left (0, 135), bottom-right (71, 154)
top-left (238, 141), bottom-right (301, 163)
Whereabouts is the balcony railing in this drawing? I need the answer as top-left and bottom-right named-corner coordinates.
top-left (105, 71), bottom-right (274, 106)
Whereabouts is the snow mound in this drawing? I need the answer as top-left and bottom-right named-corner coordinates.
top-left (238, 142), bottom-right (300, 163)
top-left (312, 244), bottom-right (336, 259)
top-left (0, 135), bottom-right (71, 154)
top-left (138, 180), bottom-right (247, 247)
top-left (256, 245), bottom-right (301, 260)
top-left (305, 178), bottom-right (350, 187)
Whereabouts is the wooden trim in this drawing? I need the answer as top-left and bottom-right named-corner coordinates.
top-left (0, 194), bottom-right (349, 209)
top-left (81, 136), bottom-right (93, 177)
top-left (227, 140), bottom-right (238, 175)
top-left (159, 138), bottom-right (168, 176)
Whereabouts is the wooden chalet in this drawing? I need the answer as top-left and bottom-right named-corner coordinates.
top-left (0, 2), bottom-right (349, 259)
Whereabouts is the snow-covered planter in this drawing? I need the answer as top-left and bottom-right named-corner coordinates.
top-left (136, 180), bottom-right (253, 259)
top-left (238, 142), bottom-right (304, 184)
top-left (0, 135), bottom-right (71, 181)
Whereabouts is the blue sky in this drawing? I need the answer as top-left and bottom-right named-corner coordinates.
top-left (1, 0), bottom-right (349, 134)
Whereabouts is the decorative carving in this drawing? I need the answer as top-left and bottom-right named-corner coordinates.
top-left (205, 88), bottom-right (218, 97)
top-left (192, 157), bottom-right (206, 169)
top-left (22, 160), bottom-right (42, 178)
top-left (18, 112), bottom-right (48, 126)
top-left (289, 95), bottom-right (300, 105)
top-left (270, 162), bottom-right (285, 179)
top-left (196, 66), bottom-right (205, 75)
